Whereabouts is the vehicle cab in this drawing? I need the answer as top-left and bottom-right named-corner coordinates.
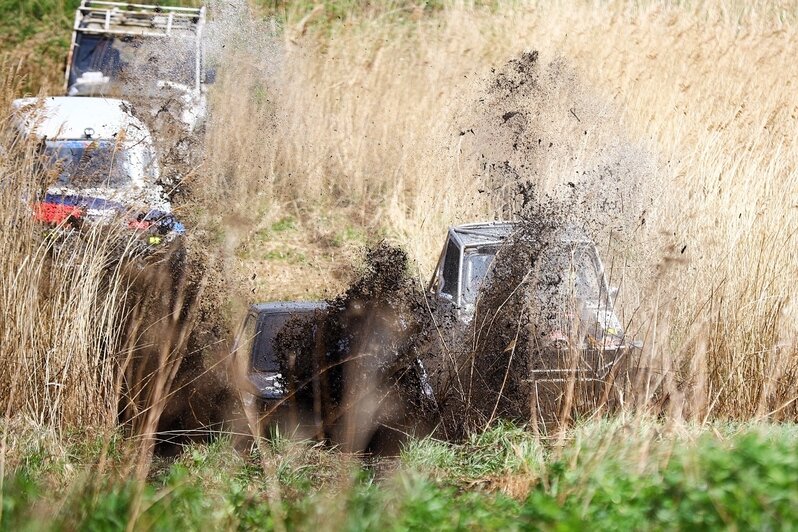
top-left (64, 1), bottom-right (209, 131)
top-left (428, 221), bottom-right (629, 350)
top-left (428, 221), bottom-right (515, 320)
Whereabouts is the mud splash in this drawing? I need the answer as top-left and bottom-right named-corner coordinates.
top-left (111, 1), bottom-right (284, 450)
top-left (273, 243), bottom-right (437, 452)
top-left (260, 50), bottom-right (655, 443)
top-left (464, 50), bottom-right (655, 244)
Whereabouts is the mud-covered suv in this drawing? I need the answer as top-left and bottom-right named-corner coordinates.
top-left (427, 221), bottom-right (637, 427)
top-left (428, 221), bottom-right (628, 348)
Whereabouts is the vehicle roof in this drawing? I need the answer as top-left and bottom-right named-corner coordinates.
top-left (11, 97), bottom-right (149, 142)
top-left (449, 221), bottom-right (597, 249)
top-left (250, 301), bottom-right (328, 315)
top-left (449, 221), bottom-right (517, 248)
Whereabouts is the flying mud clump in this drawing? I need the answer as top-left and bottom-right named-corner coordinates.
top-left (273, 243), bottom-right (437, 452)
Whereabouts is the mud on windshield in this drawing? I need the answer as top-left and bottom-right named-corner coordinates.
top-left (462, 246), bottom-right (499, 305)
top-left (534, 242), bottom-right (609, 312)
top-left (44, 140), bottom-right (152, 189)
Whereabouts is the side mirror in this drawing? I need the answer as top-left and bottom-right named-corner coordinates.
top-left (204, 68), bottom-right (217, 85)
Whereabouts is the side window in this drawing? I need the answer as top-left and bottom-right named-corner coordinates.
top-left (441, 239), bottom-right (461, 300)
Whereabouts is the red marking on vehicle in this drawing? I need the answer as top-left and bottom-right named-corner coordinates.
top-left (128, 219), bottom-right (152, 230)
top-left (34, 202), bottom-right (83, 225)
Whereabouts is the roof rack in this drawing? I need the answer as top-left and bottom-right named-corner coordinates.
top-left (451, 221), bottom-right (516, 247)
top-left (74, 1), bottom-right (205, 37)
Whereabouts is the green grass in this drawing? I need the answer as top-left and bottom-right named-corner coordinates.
top-left (401, 422), bottom-right (542, 483)
top-left (5, 421), bottom-right (798, 530)
top-left (269, 217), bottom-right (296, 233)
top-left (330, 226), bottom-right (366, 248)
top-left (262, 249), bottom-right (307, 263)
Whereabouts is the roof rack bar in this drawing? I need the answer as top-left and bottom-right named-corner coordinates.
top-left (75, 0), bottom-right (204, 36)
top-left (72, 28), bottom-right (191, 37)
top-left (79, 8), bottom-right (201, 17)
top-left (82, 1), bottom-right (202, 13)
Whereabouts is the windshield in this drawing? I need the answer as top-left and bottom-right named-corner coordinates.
top-left (44, 140), bottom-right (132, 188)
top-left (69, 34), bottom-right (198, 94)
top-left (462, 248), bottom-right (497, 305)
top-left (252, 313), bottom-right (294, 372)
top-left (238, 314), bottom-right (258, 371)
top-left (536, 243), bottom-right (608, 309)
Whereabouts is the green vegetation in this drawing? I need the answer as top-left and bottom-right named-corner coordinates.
top-left (269, 217), bottom-right (296, 233)
top-left (4, 422), bottom-right (798, 530)
top-left (262, 249), bottom-right (307, 263)
top-left (251, 218), bottom-right (297, 243)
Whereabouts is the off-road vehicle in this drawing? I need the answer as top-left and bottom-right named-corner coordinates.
top-left (427, 221), bottom-right (635, 428)
top-left (64, 1), bottom-right (209, 131)
top-left (13, 96), bottom-right (184, 247)
top-left (235, 221), bottom-right (634, 433)
top-left (429, 221), bottom-right (628, 347)
top-left (234, 302), bottom-right (328, 408)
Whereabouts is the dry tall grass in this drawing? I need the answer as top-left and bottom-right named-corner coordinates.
top-left (0, 120), bottom-right (131, 432)
top-left (1, 0), bottom-right (797, 438)
top-left (0, 3), bottom-right (794, 527)
top-left (206, 0), bottom-right (798, 420)
top-left (0, 87), bottom-right (210, 446)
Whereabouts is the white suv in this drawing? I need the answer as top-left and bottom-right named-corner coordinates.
top-left (13, 96), bottom-right (184, 245)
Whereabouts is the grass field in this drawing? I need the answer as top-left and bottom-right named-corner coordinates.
top-left (4, 420), bottom-right (798, 529)
top-left (1, 0), bottom-right (797, 529)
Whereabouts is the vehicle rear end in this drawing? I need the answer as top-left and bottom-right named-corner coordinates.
top-left (65, 1), bottom-right (207, 130)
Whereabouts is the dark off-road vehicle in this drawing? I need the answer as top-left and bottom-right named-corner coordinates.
top-left (233, 301), bottom-right (327, 408)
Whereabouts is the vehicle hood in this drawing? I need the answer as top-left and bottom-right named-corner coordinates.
top-left (12, 96), bottom-right (150, 145)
